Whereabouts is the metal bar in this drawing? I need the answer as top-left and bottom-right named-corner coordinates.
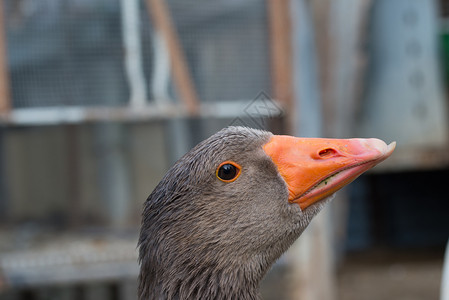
top-left (0, 0), bottom-right (11, 114)
top-left (93, 123), bottom-right (132, 228)
top-left (120, 0), bottom-right (148, 108)
top-left (65, 125), bottom-right (82, 228)
top-left (145, 0), bottom-right (200, 115)
top-left (151, 31), bottom-right (171, 104)
top-left (0, 100), bottom-right (284, 126)
top-left (0, 128), bottom-right (6, 221)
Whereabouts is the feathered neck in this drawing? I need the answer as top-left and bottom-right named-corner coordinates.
top-left (138, 258), bottom-right (263, 300)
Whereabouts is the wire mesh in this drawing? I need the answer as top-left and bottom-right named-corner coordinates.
top-left (4, 0), bottom-right (271, 110)
top-left (5, 0), bottom-right (128, 108)
top-left (166, 0), bottom-right (271, 103)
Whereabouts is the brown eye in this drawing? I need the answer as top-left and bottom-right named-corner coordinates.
top-left (216, 161), bottom-right (241, 182)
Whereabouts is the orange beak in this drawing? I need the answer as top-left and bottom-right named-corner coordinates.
top-left (263, 135), bottom-right (396, 210)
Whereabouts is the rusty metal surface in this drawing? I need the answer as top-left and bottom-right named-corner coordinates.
top-left (358, 0), bottom-right (448, 148)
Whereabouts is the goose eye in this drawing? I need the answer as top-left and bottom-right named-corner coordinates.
top-left (216, 161), bottom-right (241, 182)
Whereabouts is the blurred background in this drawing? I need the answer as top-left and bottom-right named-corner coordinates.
top-left (0, 0), bottom-right (448, 299)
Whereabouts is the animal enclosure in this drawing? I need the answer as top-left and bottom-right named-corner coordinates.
top-left (0, 0), bottom-right (448, 299)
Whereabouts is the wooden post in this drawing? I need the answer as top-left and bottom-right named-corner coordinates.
top-left (311, 0), bottom-right (373, 138)
top-left (145, 0), bottom-right (200, 115)
top-left (279, 1), bottom-right (337, 300)
top-left (310, 0), bottom-right (334, 138)
top-left (267, 0), bottom-right (294, 133)
top-left (0, 0), bottom-right (11, 114)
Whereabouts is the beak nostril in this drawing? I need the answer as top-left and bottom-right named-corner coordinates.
top-left (318, 148), bottom-right (337, 158)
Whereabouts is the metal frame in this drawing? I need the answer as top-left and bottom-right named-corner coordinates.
top-left (0, 100), bottom-right (285, 126)
top-left (0, 0), bottom-right (284, 127)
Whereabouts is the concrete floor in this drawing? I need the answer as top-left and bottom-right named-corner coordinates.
top-left (0, 244), bottom-right (444, 300)
top-left (260, 248), bottom-right (444, 300)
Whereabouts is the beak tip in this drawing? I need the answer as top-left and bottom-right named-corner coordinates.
top-left (360, 138), bottom-right (396, 157)
top-left (385, 141), bottom-right (396, 156)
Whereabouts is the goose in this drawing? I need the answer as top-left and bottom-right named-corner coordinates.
top-left (138, 126), bottom-right (395, 299)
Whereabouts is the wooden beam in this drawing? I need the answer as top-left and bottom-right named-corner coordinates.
top-left (267, 0), bottom-right (294, 132)
top-left (145, 0), bottom-right (200, 115)
top-left (0, 0), bottom-right (11, 114)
